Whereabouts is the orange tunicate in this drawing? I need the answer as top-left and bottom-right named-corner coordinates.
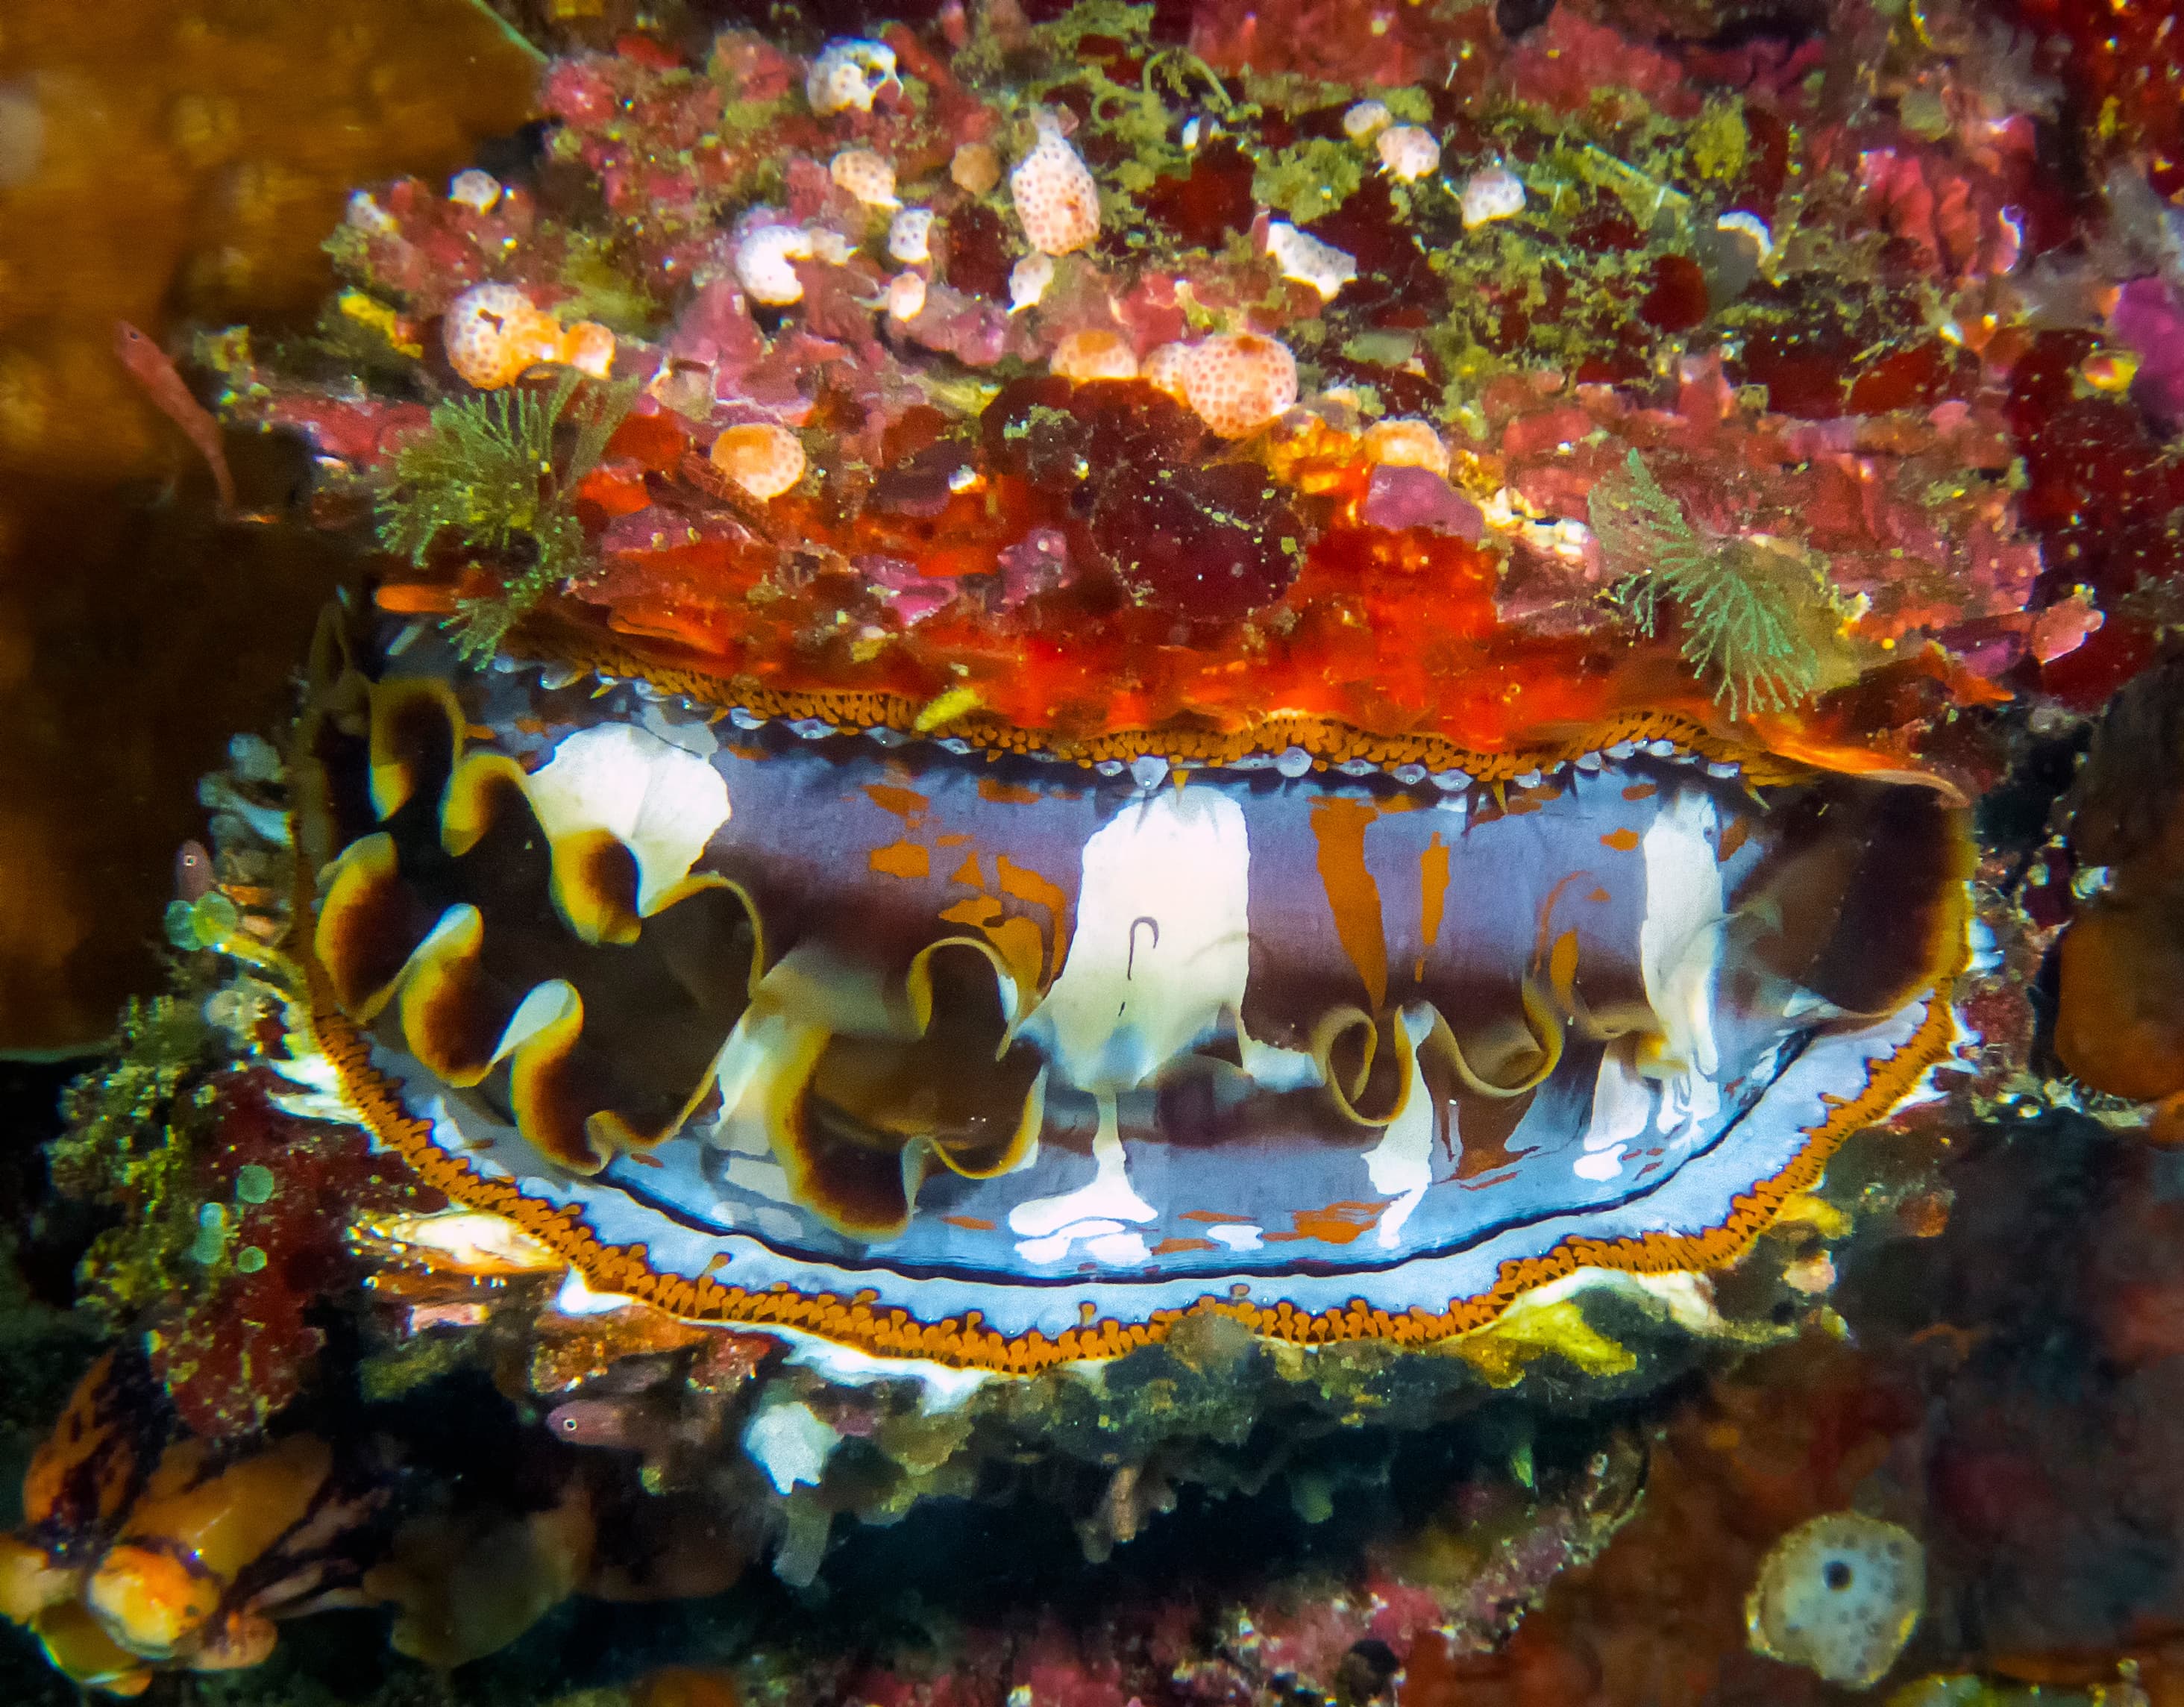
top-left (557, 320), bottom-right (616, 378)
top-left (1049, 328), bottom-right (1138, 383)
top-left (1008, 116), bottom-right (1099, 256)
top-left (1363, 416), bottom-right (1450, 477)
top-left (950, 141), bottom-right (1001, 195)
top-left (1182, 333), bottom-right (1298, 437)
top-left (709, 424), bottom-right (806, 501)
top-left (442, 282), bottom-right (563, 390)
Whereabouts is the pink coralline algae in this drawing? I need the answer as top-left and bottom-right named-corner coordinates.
top-left (2110, 277), bottom-right (2184, 427)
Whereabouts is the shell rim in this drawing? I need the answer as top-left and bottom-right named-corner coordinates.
top-left (296, 671), bottom-right (1969, 1369)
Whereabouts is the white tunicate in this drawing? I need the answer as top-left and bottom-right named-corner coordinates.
top-left (887, 206), bottom-right (934, 264)
top-left (1342, 100), bottom-right (1392, 140)
top-left (884, 271), bottom-right (927, 322)
top-left (1009, 251), bottom-right (1055, 313)
top-left (742, 1400), bottom-right (839, 1493)
top-left (345, 190), bottom-right (399, 235)
top-left (1716, 210), bottom-right (1775, 261)
top-left (447, 168), bottom-right (503, 213)
top-left (1376, 125), bottom-right (1441, 182)
top-left (1460, 163), bottom-right (1526, 229)
top-left (734, 219), bottom-right (817, 305)
top-left (1264, 220), bottom-right (1358, 301)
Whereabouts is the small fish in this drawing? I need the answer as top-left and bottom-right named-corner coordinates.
top-left (547, 1397), bottom-right (656, 1453)
top-left (174, 839), bottom-right (216, 903)
top-left (113, 320), bottom-right (238, 517)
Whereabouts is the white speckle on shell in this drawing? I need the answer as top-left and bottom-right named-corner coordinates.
top-left (1009, 251), bottom-right (1055, 313)
top-left (1376, 125), bottom-right (1441, 182)
top-left (734, 219), bottom-right (817, 305)
top-left (1264, 221), bottom-right (1358, 301)
top-left (1342, 101), bottom-right (1392, 140)
top-left (447, 169), bottom-right (503, 213)
top-left (806, 39), bottom-right (898, 115)
top-left (887, 207), bottom-right (934, 264)
top-left (1460, 163), bottom-right (1526, 229)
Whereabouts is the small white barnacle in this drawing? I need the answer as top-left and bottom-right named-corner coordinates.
top-left (806, 38), bottom-right (899, 116)
top-left (1264, 220), bottom-right (1358, 301)
top-left (887, 206), bottom-right (934, 264)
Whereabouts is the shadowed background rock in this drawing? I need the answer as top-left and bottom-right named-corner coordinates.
top-left (0, 0), bottom-right (538, 1053)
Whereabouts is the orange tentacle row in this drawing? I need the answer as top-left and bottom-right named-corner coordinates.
top-left (284, 602), bottom-right (1974, 1374)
